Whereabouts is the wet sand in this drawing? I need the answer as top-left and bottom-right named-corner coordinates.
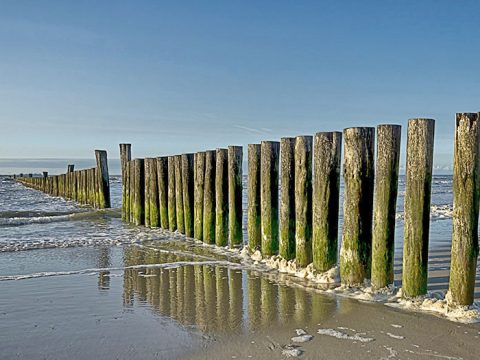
top-left (1, 241), bottom-right (479, 359)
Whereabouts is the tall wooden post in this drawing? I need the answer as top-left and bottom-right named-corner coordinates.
top-left (402, 119), bottom-right (435, 297)
top-left (295, 136), bottom-right (313, 267)
top-left (95, 150), bottom-right (111, 208)
top-left (156, 157), bottom-right (169, 229)
top-left (144, 159), bottom-right (151, 227)
top-left (168, 156), bottom-right (177, 231)
top-left (125, 161), bottom-right (131, 222)
top-left (261, 141), bottom-right (280, 256)
top-left (147, 158), bottom-right (159, 228)
top-left (129, 161), bottom-right (135, 223)
top-left (174, 155), bottom-right (185, 233)
top-left (182, 153), bottom-right (195, 237)
top-left (228, 146), bottom-right (243, 248)
top-left (120, 144), bottom-right (132, 220)
top-left (194, 152), bottom-right (206, 240)
top-left (248, 144), bottom-right (261, 252)
top-left (340, 127), bottom-right (375, 286)
top-left (215, 149), bottom-right (228, 246)
top-left (280, 137), bottom-right (296, 260)
top-left (203, 150), bottom-right (216, 244)
top-left (371, 125), bottom-right (401, 289)
top-left (313, 132), bottom-right (342, 271)
top-left (133, 158), bottom-right (145, 226)
top-left (448, 113), bottom-right (480, 306)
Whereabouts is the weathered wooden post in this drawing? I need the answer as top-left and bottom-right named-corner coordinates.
top-left (174, 155), bottom-right (185, 233)
top-left (133, 158), bottom-right (145, 226)
top-left (215, 148), bottom-right (228, 246)
top-left (402, 119), bottom-right (435, 297)
top-left (182, 153), bottom-right (194, 237)
top-left (295, 135), bottom-right (313, 267)
top-left (144, 159), bottom-right (152, 226)
top-left (120, 144), bottom-right (132, 220)
top-left (167, 156), bottom-right (177, 231)
top-left (203, 150), bottom-right (216, 244)
top-left (340, 127), bottom-right (375, 285)
top-left (248, 144), bottom-right (262, 252)
top-left (313, 132), bottom-right (342, 271)
top-left (129, 161), bottom-right (135, 223)
top-left (194, 152), bottom-right (206, 240)
top-left (371, 125), bottom-right (401, 289)
top-left (156, 157), bottom-right (169, 229)
top-left (228, 146), bottom-right (243, 248)
top-left (95, 150), bottom-right (110, 208)
top-left (280, 137), bottom-right (296, 260)
top-left (124, 161), bottom-right (130, 221)
top-left (448, 113), bottom-right (480, 306)
top-left (147, 158), bottom-right (160, 228)
top-left (261, 141), bottom-right (280, 256)
top-left (43, 171), bottom-right (48, 178)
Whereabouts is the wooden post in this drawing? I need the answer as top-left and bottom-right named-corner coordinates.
top-left (448, 113), bottom-right (480, 306)
top-left (247, 144), bottom-right (261, 252)
top-left (133, 158), bottom-right (145, 226)
top-left (120, 144), bottom-right (132, 220)
top-left (215, 148), bottom-right (228, 246)
top-left (295, 136), bottom-right (313, 267)
top-left (182, 153), bottom-right (194, 237)
top-left (129, 161), bottom-right (135, 223)
top-left (203, 150), bottom-right (216, 244)
top-left (156, 157), bottom-right (169, 229)
top-left (340, 127), bottom-right (375, 285)
top-left (125, 161), bottom-right (130, 222)
top-left (313, 132), bottom-right (342, 271)
top-left (402, 119), bottom-right (435, 297)
top-left (95, 150), bottom-right (111, 208)
top-left (167, 156), bottom-right (177, 231)
top-left (174, 155), bottom-right (185, 233)
top-left (280, 137), bottom-right (296, 260)
top-left (144, 159), bottom-right (151, 227)
top-left (371, 125), bottom-right (401, 289)
top-left (194, 152), bottom-right (206, 240)
top-left (147, 158), bottom-right (160, 228)
top-left (261, 141), bottom-right (280, 256)
top-left (228, 146), bottom-right (243, 248)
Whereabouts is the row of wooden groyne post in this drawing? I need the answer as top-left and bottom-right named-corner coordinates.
top-left (119, 113), bottom-right (480, 307)
top-left (16, 150), bottom-right (111, 209)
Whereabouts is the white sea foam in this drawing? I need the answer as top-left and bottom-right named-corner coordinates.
top-left (317, 328), bottom-right (374, 343)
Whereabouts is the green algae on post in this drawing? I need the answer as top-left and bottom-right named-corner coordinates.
top-left (144, 159), bottom-right (151, 227)
top-left (167, 156), bottom-right (177, 231)
top-left (448, 113), bottom-right (479, 306)
top-left (129, 160), bottom-right (135, 223)
top-left (340, 127), bottom-right (375, 286)
top-left (133, 158), bottom-right (145, 226)
top-left (248, 144), bottom-right (261, 252)
top-left (119, 144), bottom-right (131, 220)
top-left (182, 153), bottom-right (195, 237)
top-left (371, 125), bottom-right (401, 289)
top-left (228, 146), bottom-right (243, 248)
top-left (174, 155), bottom-right (185, 234)
top-left (215, 148), bottom-right (228, 247)
top-left (194, 152), bottom-right (206, 240)
top-left (156, 156), bottom-right (169, 229)
top-left (203, 150), bottom-right (216, 244)
top-left (261, 141), bottom-right (280, 256)
top-left (147, 158), bottom-right (160, 228)
top-left (312, 132), bottom-right (342, 272)
top-left (280, 137), bottom-right (296, 260)
top-left (402, 119), bottom-right (435, 298)
top-left (295, 136), bottom-right (313, 267)
top-left (95, 150), bottom-right (110, 208)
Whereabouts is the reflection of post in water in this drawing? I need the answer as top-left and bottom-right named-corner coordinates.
top-left (215, 267), bottom-right (229, 331)
top-left (158, 268), bottom-right (170, 316)
top-left (97, 247), bottom-right (111, 290)
top-left (261, 277), bottom-right (278, 325)
top-left (176, 266), bottom-right (185, 323)
top-left (310, 291), bottom-right (337, 325)
top-left (194, 265), bottom-right (206, 329)
top-left (247, 271), bottom-right (262, 330)
top-left (278, 283), bottom-right (295, 324)
top-left (169, 267), bottom-right (177, 320)
top-left (228, 269), bottom-right (243, 333)
top-left (293, 287), bottom-right (311, 324)
top-left (183, 265), bottom-right (196, 325)
top-left (203, 265), bottom-right (217, 332)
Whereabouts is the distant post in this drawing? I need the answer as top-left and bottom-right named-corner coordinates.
top-left (247, 144), bottom-right (261, 252)
top-left (261, 141), bottom-right (280, 256)
top-left (295, 135), bottom-right (313, 267)
top-left (312, 132), bottom-right (342, 271)
top-left (228, 146), bottom-right (243, 248)
top-left (371, 125), bottom-right (401, 289)
top-left (340, 127), bottom-right (375, 285)
top-left (280, 138), bottom-right (296, 260)
top-left (402, 119), bottom-right (435, 297)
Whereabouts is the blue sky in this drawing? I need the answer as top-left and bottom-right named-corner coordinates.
top-left (0, 0), bottom-right (479, 173)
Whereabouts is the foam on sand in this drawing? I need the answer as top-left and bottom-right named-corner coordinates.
top-left (317, 328), bottom-right (375, 343)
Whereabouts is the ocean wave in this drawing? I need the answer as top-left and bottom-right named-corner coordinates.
top-left (396, 204), bottom-right (452, 221)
